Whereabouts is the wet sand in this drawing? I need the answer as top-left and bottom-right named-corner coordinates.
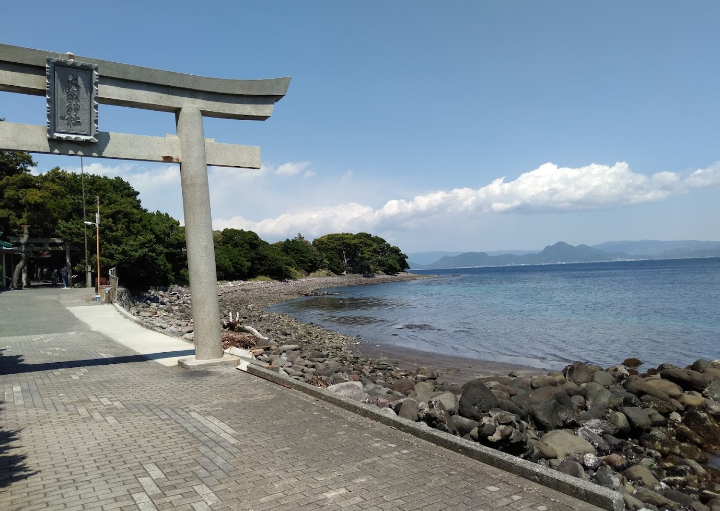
top-left (352, 340), bottom-right (546, 385)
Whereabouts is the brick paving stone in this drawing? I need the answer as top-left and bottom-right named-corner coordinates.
top-left (1, 289), bottom-right (609, 510)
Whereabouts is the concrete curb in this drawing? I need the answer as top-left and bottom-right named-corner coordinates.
top-left (245, 364), bottom-right (624, 511)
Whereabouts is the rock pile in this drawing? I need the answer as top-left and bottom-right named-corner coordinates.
top-left (118, 281), bottom-right (720, 511)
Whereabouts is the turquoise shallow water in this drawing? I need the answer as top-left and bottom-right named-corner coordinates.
top-left (269, 258), bottom-right (720, 371)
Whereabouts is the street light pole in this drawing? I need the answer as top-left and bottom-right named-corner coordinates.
top-left (81, 157), bottom-right (91, 289)
top-left (95, 196), bottom-right (100, 294)
top-left (84, 196), bottom-right (100, 295)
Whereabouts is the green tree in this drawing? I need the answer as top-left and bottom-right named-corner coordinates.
top-left (0, 149), bottom-right (52, 237)
top-left (214, 228), bottom-right (295, 280)
top-left (312, 232), bottom-right (408, 274)
top-left (275, 233), bottom-right (322, 274)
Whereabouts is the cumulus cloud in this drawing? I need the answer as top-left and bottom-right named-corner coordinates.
top-left (212, 203), bottom-right (375, 237)
top-left (303, 169), bottom-right (316, 178)
top-left (214, 161), bottom-right (720, 240)
top-left (275, 161), bottom-right (311, 176)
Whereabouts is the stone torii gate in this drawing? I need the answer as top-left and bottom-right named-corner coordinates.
top-left (0, 43), bottom-right (290, 363)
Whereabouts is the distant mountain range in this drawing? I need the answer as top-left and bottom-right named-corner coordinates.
top-left (406, 240), bottom-right (720, 269)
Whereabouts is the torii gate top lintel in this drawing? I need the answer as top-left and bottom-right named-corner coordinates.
top-left (0, 43), bottom-right (291, 119)
top-left (0, 43), bottom-right (290, 169)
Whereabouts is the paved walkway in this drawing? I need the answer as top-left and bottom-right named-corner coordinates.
top-left (0, 287), bottom-right (604, 511)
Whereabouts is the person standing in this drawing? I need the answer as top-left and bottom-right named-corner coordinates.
top-left (60, 266), bottom-right (68, 288)
top-left (51, 268), bottom-right (58, 287)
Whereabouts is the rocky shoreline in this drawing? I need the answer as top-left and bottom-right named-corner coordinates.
top-left (118, 274), bottom-right (720, 511)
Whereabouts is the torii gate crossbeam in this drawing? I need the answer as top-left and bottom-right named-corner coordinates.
top-left (0, 43), bottom-right (290, 362)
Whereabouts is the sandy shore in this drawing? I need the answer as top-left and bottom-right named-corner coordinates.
top-left (217, 273), bottom-right (545, 384)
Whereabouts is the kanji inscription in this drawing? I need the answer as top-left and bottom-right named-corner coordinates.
top-left (47, 58), bottom-right (98, 142)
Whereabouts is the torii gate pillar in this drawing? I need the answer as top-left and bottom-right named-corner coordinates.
top-left (0, 44), bottom-right (290, 362)
top-left (176, 106), bottom-right (222, 360)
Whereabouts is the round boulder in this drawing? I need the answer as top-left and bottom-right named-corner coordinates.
top-left (459, 380), bottom-right (499, 420)
top-left (564, 362), bottom-right (594, 384)
top-left (537, 429), bottom-right (596, 459)
top-left (326, 381), bottom-right (366, 401)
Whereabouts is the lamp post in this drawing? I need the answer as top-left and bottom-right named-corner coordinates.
top-left (84, 196), bottom-right (100, 294)
top-left (81, 157), bottom-right (92, 289)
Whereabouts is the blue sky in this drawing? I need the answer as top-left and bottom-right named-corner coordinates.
top-left (2, 1), bottom-right (719, 253)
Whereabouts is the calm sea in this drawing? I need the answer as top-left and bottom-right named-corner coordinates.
top-left (269, 258), bottom-right (720, 371)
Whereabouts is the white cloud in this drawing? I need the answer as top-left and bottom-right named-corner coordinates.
top-left (303, 170), bottom-right (316, 178)
top-left (213, 161), bottom-right (720, 240)
top-left (213, 203), bottom-right (374, 237)
top-left (275, 161), bottom-right (311, 176)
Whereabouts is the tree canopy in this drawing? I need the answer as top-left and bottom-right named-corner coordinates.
top-left (1, 149), bottom-right (408, 288)
top-left (312, 232), bottom-right (409, 274)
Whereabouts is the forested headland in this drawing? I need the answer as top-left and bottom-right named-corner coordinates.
top-left (0, 149), bottom-right (408, 289)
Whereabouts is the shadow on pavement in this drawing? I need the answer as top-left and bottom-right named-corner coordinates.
top-left (0, 350), bottom-right (196, 376)
top-left (0, 408), bottom-right (38, 489)
top-left (0, 350), bottom-right (39, 488)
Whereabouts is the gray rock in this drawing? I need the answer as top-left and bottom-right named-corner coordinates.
top-left (562, 381), bottom-right (586, 397)
top-left (639, 428), bottom-right (670, 456)
top-left (621, 407), bottom-right (652, 430)
top-left (661, 368), bottom-right (708, 392)
top-left (450, 415), bottom-right (477, 437)
top-left (557, 459), bottom-right (585, 478)
top-left (706, 398), bottom-right (720, 418)
top-left (585, 382), bottom-right (619, 411)
top-left (633, 487), bottom-right (671, 508)
top-left (326, 381), bottom-right (365, 401)
top-left (409, 381), bottom-right (437, 403)
top-left (390, 379), bottom-right (415, 395)
top-left (611, 388), bottom-right (643, 407)
top-left (644, 377), bottom-right (684, 398)
top-left (640, 394), bottom-right (676, 415)
top-left (660, 488), bottom-right (695, 507)
top-left (593, 466), bottom-right (622, 490)
top-left (530, 375), bottom-right (559, 389)
top-left (565, 362), bottom-right (593, 384)
top-left (570, 394), bottom-right (586, 412)
top-left (607, 365), bottom-right (630, 380)
top-left (518, 386), bottom-right (576, 431)
top-left (624, 464), bottom-right (660, 487)
top-left (592, 370), bottom-right (616, 387)
top-left (580, 452), bottom-right (603, 470)
top-left (377, 407), bottom-right (397, 419)
top-left (625, 376), bottom-right (673, 402)
top-left (398, 398), bottom-right (420, 421)
top-left (577, 426), bottom-right (612, 455)
top-left (538, 429), bottom-right (596, 459)
top-left (583, 418), bottom-right (620, 436)
top-left (421, 399), bottom-right (454, 433)
top-left (458, 380), bottom-right (499, 420)
top-left (645, 408), bottom-right (666, 427)
top-left (429, 391), bottom-right (459, 414)
top-left (705, 380), bottom-right (720, 401)
top-left (622, 492), bottom-right (651, 511)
